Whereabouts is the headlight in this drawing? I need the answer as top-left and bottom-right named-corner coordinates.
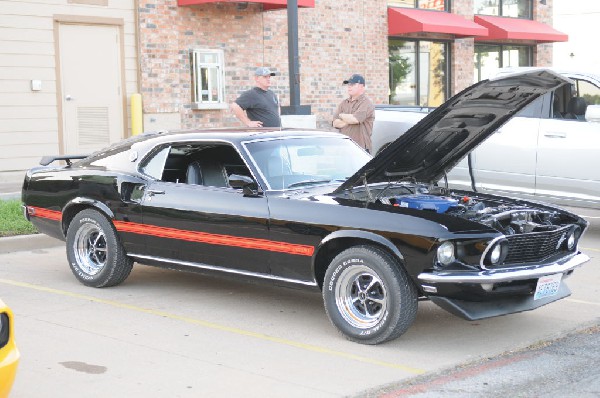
top-left (567, 233), bottom-right (576, 250)
top-left (437, 241), bottom-right (455, 266)
top-left (490, 244), bottom-right (502, 264)
top-left (0, 312), bottom-right (9, 349)
top-left (484, 239), bottom-right (508, 267)
top-left (564, 226), bottom-right (581, 251)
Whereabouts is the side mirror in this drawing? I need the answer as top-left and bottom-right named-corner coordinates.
top-left (228, 174), bottom-right (261, 197)
top-left (228, 174), bottom-right (254, 188)
top-left (585, 105), bottom-right (600, 123)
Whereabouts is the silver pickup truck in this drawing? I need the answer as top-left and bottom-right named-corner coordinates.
top-left (373, 68), bottom-right (600, 208)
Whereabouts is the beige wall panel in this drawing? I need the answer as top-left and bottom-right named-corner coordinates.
top-left (0, 131), bottom-right (58, 145)
top-left (0, 158), bottom-right (44, 172)
top-left (0, 0), bottom-right (138, 180)
top-left (0, 80), bottom-right (56, 93)
top-left (1, 142), bottom-right (59, 158)
top-left (0, 54), bottom-right (55, 68)
top-left (0, 15), bottom-right (53, 29)
top-left (0, 93), bottom-right (56, 107)
top-left (0, 107), bottom-right (57, 119)
top-left (0, 0), bottom-right (138, 178)
top-left (0, 118), bottom-right (58, 133)
top-left (2, 2), bottom-right (134, 20)
top-left (0, 67), bottom-right (56, 80)
top-left (0, 41), bottom-right (55, 55)
top-left (0, 27), bottom-right (53, 42)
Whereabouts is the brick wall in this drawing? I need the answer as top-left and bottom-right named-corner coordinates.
top-left (451, 0), bottom-right (475, 93)
top-left (138, 0), bottom-right (558, 131)
top-left (138, 0), bottom-right (389, 130)
top-left (534, 0), bottom-right (554, 66)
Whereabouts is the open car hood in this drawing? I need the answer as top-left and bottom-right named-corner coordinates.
top-left (334, 70), bottom-right (570, 193)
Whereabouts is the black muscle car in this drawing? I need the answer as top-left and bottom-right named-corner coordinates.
top-left (22, 70), bottom-right (590, 344)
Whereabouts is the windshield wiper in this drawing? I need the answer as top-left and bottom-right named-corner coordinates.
top-left (286, 179), bottom-right (332, 188)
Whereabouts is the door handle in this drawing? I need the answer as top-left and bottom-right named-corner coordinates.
top-left (544, 132), bottom-right (567, 138)
top-left (65, 95), bottom-right (74, 101)
top-left (147, 189), bottom-right (165, 196)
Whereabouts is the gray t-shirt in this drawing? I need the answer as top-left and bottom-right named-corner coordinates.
top-left (235, 87), bottom-right (281, 127)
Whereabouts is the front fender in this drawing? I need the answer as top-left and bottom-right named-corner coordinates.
top-left (311, 229), bottom-right (406, 288)
top-left (318, 229), bottom-right (405, 261)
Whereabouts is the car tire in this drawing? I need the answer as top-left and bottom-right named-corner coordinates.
top-left (66, 209), bottom-right (133, 288)
top-left (323, 245), bottom-right (418, 344)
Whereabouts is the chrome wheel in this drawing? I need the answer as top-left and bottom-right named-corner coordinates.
top-left (73, 222), bottom-right (107, 276)
top-left (334, 265), bottom-right (387, 329)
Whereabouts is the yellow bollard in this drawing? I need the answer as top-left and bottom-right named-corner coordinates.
top-left (131, 93), bottom-right (143, 136)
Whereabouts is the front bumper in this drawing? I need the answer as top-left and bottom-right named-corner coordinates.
top-left (417, 252), bottom-right (589, 284)
top-left (416, 251), bottom-right (590, 320)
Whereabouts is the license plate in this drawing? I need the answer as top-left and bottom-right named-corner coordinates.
top-left (534, 273), bottom-right (562, 300)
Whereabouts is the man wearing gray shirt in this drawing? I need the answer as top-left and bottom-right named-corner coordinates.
top-left (231, 67), bottom-right (281, 128)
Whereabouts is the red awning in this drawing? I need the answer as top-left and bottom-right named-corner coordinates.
top-left (177, 0), bottom-right (315, 11)
top-left (388, 7), bottom-right (488, 38)
top-left (474, 15), bottom-right (568, 43)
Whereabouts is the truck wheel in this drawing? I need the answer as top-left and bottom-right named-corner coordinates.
top-left (66, 209), bottom-right (133, 287)
top-left (323, 245), bottom-right (417, 344)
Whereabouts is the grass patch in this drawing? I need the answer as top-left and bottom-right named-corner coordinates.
top-left (0, 199), bottom-right (37, 237)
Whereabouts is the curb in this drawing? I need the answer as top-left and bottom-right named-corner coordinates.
top-left (0, 192), bottom-right (20, 200)
top-left (0, 234), bottom-right (63, 254)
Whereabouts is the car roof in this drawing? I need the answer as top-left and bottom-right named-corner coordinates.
top-left (495, 66), bottom-right (600, 82)
top-left (75, 128), bottom-right (351, 169)
top-left (134, 127), bottom-right (343, 145)
top-left (73, 127), bottom-right (350, 171)
top-left (86, 128), bottom-right (345, 158)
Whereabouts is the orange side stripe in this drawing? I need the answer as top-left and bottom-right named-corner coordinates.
top-left (113, 221), bottom-right (315, 256)
top-left (28, 206), bottom-right (314, 257)
top-left (28, 206), bottom-right (62, 221)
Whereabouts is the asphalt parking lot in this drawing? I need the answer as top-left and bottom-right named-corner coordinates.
top-left (1, 206), bottom-right (599, 398)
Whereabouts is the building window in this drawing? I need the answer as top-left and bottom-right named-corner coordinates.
top-left (474, 0), bottom-right (532, 19)
top-left (190, 49), bottom-right (226, 110)
top-left (474, 44), bottom-right (532, 82)
top-left (389, 39), bottom-right (449, 106)
top-left (388, 0), bottom-right (448, 11)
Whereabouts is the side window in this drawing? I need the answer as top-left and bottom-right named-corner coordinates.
top-left (140, 146), bottom-right (170, 180)
top-left (517, 95), bottom-right (544, 118)
top-left (190, 49), bottom-right (226, 110)
top-left (575, 79), bottom-right (600, 105)
top-left (143, 143), bottom-right (253, 188)
top-left (185, 145), bottom-right (252, 188)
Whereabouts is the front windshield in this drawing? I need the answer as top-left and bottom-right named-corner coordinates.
top-left (245, 136), bottom-right (371, 190)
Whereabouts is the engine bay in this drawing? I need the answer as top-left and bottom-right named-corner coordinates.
top-left (375, 184), bottom-right (573, 236)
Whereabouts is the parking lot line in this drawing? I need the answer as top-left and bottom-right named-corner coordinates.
top-left (581, 246), bottom-right (600, 252)
top-left (566, 298), bottom-right (600, 307)
top-left (0, 278), bottom-right (426, 375)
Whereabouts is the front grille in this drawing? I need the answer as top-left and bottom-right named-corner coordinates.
top-left (503, 225), bottom-right (570, 265)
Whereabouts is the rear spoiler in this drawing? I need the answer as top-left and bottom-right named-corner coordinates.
top-left (39, 154), bottom-right (89, 166)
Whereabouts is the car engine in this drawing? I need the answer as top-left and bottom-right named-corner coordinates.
top-left (378, 185), bottom-right (568, 236)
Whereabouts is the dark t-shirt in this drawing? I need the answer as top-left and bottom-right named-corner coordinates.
top-left (235, 87), bottom-right (281, 127)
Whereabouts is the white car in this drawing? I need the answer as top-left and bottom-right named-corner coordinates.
top-left (373, 68), bottom-right (600, 208)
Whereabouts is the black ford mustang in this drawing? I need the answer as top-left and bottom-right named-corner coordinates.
top-left (22, 70), bottom-right (589, 344)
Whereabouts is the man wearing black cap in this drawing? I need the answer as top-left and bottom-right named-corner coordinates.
top-left (333, 74), bottom-right (375, 153)
top-left (231, 67), bottom-right (281, 128)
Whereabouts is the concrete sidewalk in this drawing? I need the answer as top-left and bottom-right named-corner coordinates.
top-left (0, 234), bottom-right (62, 254)
top-left (0, 180), bottom-right (21, 200)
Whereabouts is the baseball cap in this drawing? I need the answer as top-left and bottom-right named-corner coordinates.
top-left (343, 74), bottom-right (365, 85)
top-left (255, 67), bottom-right (276, 77)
